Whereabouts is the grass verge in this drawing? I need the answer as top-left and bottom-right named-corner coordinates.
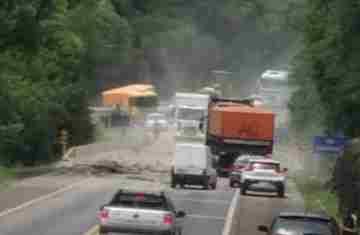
top-left (294, 177), bottom-right (339, 219)
top-left (0, 167), bottom-right (16, 190)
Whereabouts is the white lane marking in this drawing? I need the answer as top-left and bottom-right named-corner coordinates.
top-left (0, 178), bottom-right (92, 218)
top-left (171, 198), bottom-right (230, 205)
top-left (83, 225), bottom-right (99, 235)
top-left (188, 214), bottom-right (225, 220)
top-left (222, 189), bottom-right (240, 235)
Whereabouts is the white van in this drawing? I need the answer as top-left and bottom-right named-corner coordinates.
top-left (171, 143), bottom-right (217, 189)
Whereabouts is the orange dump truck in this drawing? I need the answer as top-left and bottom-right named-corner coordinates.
top-left (205, 98), bottom-right (275, 175)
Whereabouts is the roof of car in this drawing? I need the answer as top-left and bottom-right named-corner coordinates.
top-left (114, 189), bottom-right (167, 197)
top-left (238, 154), bottom-right (265, 158)
top-left (147, 113), bottom-right (165, 117)
top-left (249, 158), bottom-right (280, 164)
top-left (236, 155), bottom-right (265, 160)
top-left (261, 70), bottom-right (289, 81)
top-left (278, 212), bottom-right (331, 221)
top-left (175, 142), bottom-right (207, 148)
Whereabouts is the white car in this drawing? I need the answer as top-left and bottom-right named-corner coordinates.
top-left (145, 113), bottom-right (169, 130)
top-left (241, 159), bottom-right (288, 197)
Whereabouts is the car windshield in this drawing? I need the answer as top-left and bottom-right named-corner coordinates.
top-left (111, 193), bottom-right (167, 210)
top-left (235, 157), bottom-right (249, 165)
top-left (177, 108), bottom-right (204, 120)
top-left (259, 79), bottom-right (288, 90)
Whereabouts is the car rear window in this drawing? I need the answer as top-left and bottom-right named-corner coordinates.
top-left (274, 218), bottom-right (333, 235)
top-left (235, 160), bottom-right (248, 166)
top-left (110, 193), bottom-right (168, 210)
top-left (252, 162), bottom-right (279, 171)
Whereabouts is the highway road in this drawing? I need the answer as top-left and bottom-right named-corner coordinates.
top-left (0, 176), bottom-right (237, 235)
top-left (0, 166), bottom-right (303, 235)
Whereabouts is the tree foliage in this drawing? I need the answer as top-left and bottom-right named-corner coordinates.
top-left (0, 0), bottom-right (130, 165)
top-left (289, 0), bottom-right (360, 137)
top-left (0, 0), bottom-right (298, 165)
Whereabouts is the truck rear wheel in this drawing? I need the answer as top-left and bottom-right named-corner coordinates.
top-left (99, 227), bottom-right (108, 235)
top-left (278, 185), bottom-right (285, 198)
top-left (171, 178), bottom-right (176, 188)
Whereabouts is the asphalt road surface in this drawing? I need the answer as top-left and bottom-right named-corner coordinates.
top-left (0, 175), bottom-right (303, 235)
top-left (0, 176), bottom-right (234, 235)
top-left (169, 179), bottom-right (234, 235)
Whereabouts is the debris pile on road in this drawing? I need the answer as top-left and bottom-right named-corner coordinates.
top-left (56, 159), bottom-right (170, 177)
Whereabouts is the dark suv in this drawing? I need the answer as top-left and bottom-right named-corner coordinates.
top-left (258, 212), bottom-right (340, 235)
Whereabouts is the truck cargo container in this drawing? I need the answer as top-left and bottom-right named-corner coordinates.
top-left (205, 97), bottom-right (275, 176)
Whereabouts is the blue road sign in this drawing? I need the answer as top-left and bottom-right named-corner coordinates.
top-left (313, 136), bottom-right (348, 154)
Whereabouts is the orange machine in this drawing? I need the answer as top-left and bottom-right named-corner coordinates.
top-left (206, 98), bottom-right (275, 156)
top-left (102, 84), bottom-right (156, 106)
top-left (102, 84), bottom-right (158, 123)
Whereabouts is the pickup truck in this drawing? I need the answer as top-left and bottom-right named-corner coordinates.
top-left (98, 190), bottom-right (186, 235)
top-left (241, 159), bottom-right (287, 197)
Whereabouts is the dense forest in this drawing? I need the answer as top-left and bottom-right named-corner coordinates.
top-left (288, 0), bottom-right (360, 221)
top-left (289, 0), bottom-right (360, 138)
top-left (0, 0), bottom-right (297, 165)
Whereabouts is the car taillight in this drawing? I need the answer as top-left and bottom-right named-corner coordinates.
top-left (245, 165), bottom-right (253, 171)
top-left (98, 209), bottom-right (109, 223)
top-left (234, 165), bottom-right (244, 170)
top-left (163, 214), bottom-right (173, 225)
top-left (135, 192), bottom-right (145, 201)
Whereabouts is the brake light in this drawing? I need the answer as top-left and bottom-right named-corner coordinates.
top-left (234, 165), bottom-right (244, 170)
top-left (245, 165), bottom-right (254, 171)
top-left (163, 214), bottom-right (173, 225)
top-left (135, 192), bottom-right (145, 200)
top-left (98, 209), bottom-right (109, 223)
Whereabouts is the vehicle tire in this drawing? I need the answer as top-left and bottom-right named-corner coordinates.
top-left (203, 181), bottom-right (210, 190)
top-left (171, 177), bottom-right (176, 188)
top-left (212, 183), bottom-right (217, 190)
top-left (278, 185), bottom-right (285, 198)
top-left (98, 227), bottom-right (108, 235)
top-left (241, 182), bottom-right (248, 195)
top-left (241, 187), bottom-right (247, 195)
top-left (229, 181), bottom-right (234, 188)
top-left (164, 231), bottom-right (176, 235)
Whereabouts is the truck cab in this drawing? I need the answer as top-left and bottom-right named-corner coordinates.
top-left (174, 93), bottom-right (210, 141)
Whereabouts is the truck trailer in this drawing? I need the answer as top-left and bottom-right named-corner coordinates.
top-left (205, 97), bottom-right (275, 176)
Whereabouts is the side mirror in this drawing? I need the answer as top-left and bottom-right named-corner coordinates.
top-left (258, 225), bottom-right (269, 232)
top-left (176, 210), bottom-right (186, 218)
